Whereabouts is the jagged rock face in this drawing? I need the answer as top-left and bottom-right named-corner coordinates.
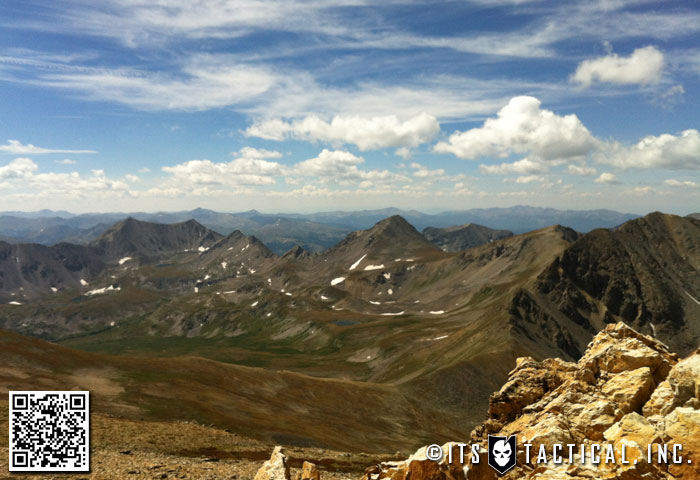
top-left (530, 214), bottom-right (700, 355)
top-left (363, 323), bottom-right (700, 480)
top-left (254, 446), bottom-right (291, 480)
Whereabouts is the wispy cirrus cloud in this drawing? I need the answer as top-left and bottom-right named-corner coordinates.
top-left (0, 139), bottom-right (97, 155)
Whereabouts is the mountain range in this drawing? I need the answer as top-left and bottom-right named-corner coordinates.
top-left (0, 206), bottom-right (642, 254)
top-left (0, 210), bottom-right (699, 454)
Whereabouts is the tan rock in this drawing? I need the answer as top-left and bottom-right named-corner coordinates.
top-left (254, 446), bottom-right (291, 480)
top-left (601, 367), bottom-right (655, 413)
top-left (663, 407), bottom-right (700, 479)
top-left (299, 461), bottom-right (321, 480)
top-left (644, 352), bottom-right (700, 417)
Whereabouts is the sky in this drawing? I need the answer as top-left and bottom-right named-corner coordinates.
top-left (0, 0), bottom-right (699, 215)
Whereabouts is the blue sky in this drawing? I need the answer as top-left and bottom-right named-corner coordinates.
top-left (0, 0), bottom-right (699, 214)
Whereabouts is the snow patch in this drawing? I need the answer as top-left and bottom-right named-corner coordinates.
top-left (349, 254), bottom-right (367, 270)
top-left (429, 310), bottom-right (445, 315)
top-left (321, 295), bottom-right (329, 300)
top-left (388, 288), bottom-right (393, 295)
top-left (331, 277), bottom-right (346, 286)
top-left (221, 262), bottom-right (227, 269)
top-left (80, 279), bottom-right (88, 286)
top-left (194, 287), bottom-right (199, 293)
top-left (86, 285), bottom-right (121, 296)
top-left (249, 268), bottom-right (256, 274)
top-left (285, 292), bottom-right (292, 296)
top-left (364, 264), bottom-right (384, 271)
top-left (7, 301), bottom-right (22, 305)
top-left (381, 311), bottom-right (404, 316)
top-left (369, 301), bottom-right (381, 305)
top-left (204, 274), bottom-right (211, 280)
top-left (251, 301), bottom-right (259, 307)
top-left (428, 335), bottom-right (449, 341)
top-left (51, 287), bottom-right (58, 293)
top-left (198, 246), bottom-right (208, 253)
top-left (118, 257), bottom-right (132, 265)
top-left (383, 273), bottom-right (391, 280)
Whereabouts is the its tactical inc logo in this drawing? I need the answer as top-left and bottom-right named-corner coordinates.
top-left (488, 434), bottom-right (517, 474)
top-left (423, 438), bottom-right (691, 476)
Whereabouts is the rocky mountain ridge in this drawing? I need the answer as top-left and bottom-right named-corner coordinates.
top-left (422, 224), bottom-right (513, 253)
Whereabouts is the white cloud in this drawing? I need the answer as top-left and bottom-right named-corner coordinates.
top-left (138, 167), bottom-right (151, 173)
top-left (246, 113), bottom-right (440, 151)
top-left (125, 174), bottom-right (141, 182)
top-left (479, 158), bottom-right (548, 175)
top-left (515, 175), bottom-right (547, 184)
top-left (0, 139), bottom-right (97, 155)
top-left (409, 162), bottom-right (446, 179)
top-left (292, 149), bottom-right (406, 185)
top-left (594, 172), bottom-right (620, 184)
top-left (235, 147), bottom-right (282, 159)
top-left (0, 158), bottom-right (39, 179)
top-left (434, 96), bottom-right (598, 162)
top-left (162, 156), bottom-right (283, 187)
top-left (624, 186), bottom-right (656, 196)
top-left (664, 179), bottom-right (698, 188)
top-left (596, 129), bottom-right (700, 170)
top-left (55, 158), bottom-right (77, 165)
top-left (571, 46), bottom-right (665, 87)
top-left (39, 60), bottom-right (278, 111)
top-left (0, 160), bottom-right (131, 201)
top-left (566, 164), bottom-right (597, 176)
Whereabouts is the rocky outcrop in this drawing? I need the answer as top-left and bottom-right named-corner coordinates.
top-left (362, 323), bottom-right (700, 479)
top-left (293, 461), bottom-right (321, 480)
top-left (254, 446), bottom-right (291, 480)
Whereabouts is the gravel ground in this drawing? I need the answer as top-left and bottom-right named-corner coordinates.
top-left (0, 400), bottom-right (393, 480)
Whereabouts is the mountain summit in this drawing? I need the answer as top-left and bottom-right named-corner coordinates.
top-left (91, 217), bottom-right (223, 262)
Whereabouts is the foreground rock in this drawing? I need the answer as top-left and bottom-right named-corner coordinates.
top-left (255, 446), bottom-right (291, 480)
top-left (363, 323), bottom-right (700, 479)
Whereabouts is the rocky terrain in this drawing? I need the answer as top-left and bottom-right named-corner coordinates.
top-left (422, 224), bottom-right (513, 253)
top-left (363, 322), bottom-right (700, 479)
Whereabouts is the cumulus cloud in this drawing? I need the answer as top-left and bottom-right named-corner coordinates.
top-left (55, 158), bottom-right (77, 165)
top-left (0, 159), bottom-right (131, 201)
top-left (0, 158), bottom-right (39, 179)
top-left (571, 46), bottom-right (665, 87)
top-left (246, 113), bottom-right (440, 151)
top-left (479, 158), bottom-right (548, 175)
top-left (566, 164), bottom-right (597, 176)
top-left (596, 129), bottom-right (700, 170)
top-left (0, 139), bottom-right (97, 155)
top-left (293, 149), bottom-right (406, 185)
top-left (434, 96), bottom-right (598, 162)
top-left (515, 175), bottom-right (547, 184)
top-left (594, 172), bottom-right (620, 184)
top-left (409, 162), bottom-right (446, 179)
top-left (162, 157), bottom-right (283, 187)
top-left (664, 179), bottom-right (698, 188)
top-left (235, 147), bottom-right (282, 159)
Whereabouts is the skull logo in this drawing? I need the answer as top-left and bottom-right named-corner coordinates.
top-left (487, 434), bottom-right (517, 475)
top-left (492, 439), bottom-right (511, 466)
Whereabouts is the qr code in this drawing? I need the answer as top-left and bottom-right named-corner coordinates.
top-left (9, 391), bottom-right (90, 472)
